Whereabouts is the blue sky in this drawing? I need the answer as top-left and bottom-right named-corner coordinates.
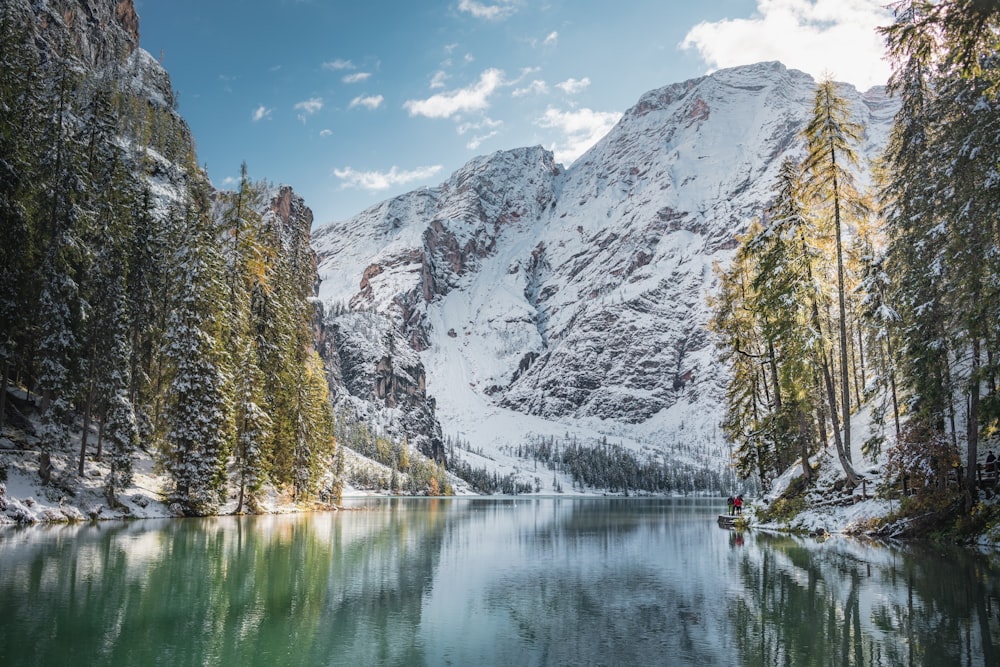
top-left (136, 0), bottom-right (892, 226)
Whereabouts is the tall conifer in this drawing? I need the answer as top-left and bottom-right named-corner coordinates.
top-left (802, 79), bottom-right (865, 487)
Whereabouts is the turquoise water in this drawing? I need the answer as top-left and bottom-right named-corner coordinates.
top-left (0, 497), bottom-right (997, 666)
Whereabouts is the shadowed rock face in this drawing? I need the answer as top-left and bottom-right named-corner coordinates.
top-left (319, 309), bottom-right (445, 462)
top-left (34, 0), bottom-right (140, 69)
top-left (20, 0), bottom-right (180, 126)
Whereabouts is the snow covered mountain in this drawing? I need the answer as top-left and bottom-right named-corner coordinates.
top-left (314, 61), bottom-right (897, 482)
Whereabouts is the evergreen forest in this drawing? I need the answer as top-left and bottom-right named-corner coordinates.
top-left (0, 5), bottom-right (336, 515)
top-left (709, 0), bottom-right (1000, 526)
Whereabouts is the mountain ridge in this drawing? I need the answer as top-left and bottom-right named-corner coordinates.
top-left (313, 60), bottom-right (898, 485)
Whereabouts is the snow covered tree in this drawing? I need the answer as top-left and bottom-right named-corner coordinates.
top-left (232, 337), bottom-right (272, 514)
top-left (0, 3), bottom-right (44, 428)
top-left (103, 355), bottom-right (139, 507)
top-left (34, 58), bottom-right (89, 481)
top-left (162, 197), bottom-right (232, 516)
top-left (749, 159), bottom-right (825, 485)
top-left (217, 164), bottom-right (274, 512)
top-left (288, 351), bottom-right (335, 501)
top-left (880, 0), bottom-right (1000, 502)
top-left (710, 233), bottom-right (771, 484)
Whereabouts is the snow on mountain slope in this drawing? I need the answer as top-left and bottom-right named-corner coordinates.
top-left (313, 62), bottom-right (897, 481)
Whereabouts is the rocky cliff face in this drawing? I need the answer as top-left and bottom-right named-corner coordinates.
top-left (319, 309), bottom-right (445, 461)
top-left (34, 0), bottom-right (139, 67)
top-left (314, 62), bottom-right (897, 470)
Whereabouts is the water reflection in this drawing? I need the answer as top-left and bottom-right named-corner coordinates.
top-left (730, 532), bottom-right (1000, 667)
top-left (0, 498), bottom-right (996, 666)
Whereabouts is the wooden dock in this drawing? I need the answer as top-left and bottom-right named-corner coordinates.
top-left (718, 514), bottom-right (740, 528)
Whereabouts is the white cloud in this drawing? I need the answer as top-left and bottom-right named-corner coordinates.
top-left (333, 165), bottom-right (444, 191)
top-left (458, 0), bottom-right (518, 21)
top-left (350, 95), bottom-right (385, 110)
top-left (430, 71), bottom-right (450, 89)
top-left (294, 97), bottom-right (323, 115)
top-left (343, 72), bottom-right (371, 84)
top-left (323, 58), bottom-right (355, 71)
top-left (251, 105), bottom-right (273, 122)
top-left (536, 107), bottom-right (622, 165)
top-left (543, 31), bottom-right (558, 46)
top-left (320, 129), bottom-right (333, 137)
top-left (513, 80), bottom-right (549, 97)
top-left (556, 77), bottom-right (590, 95)
top-left (294, 97), bottom-right (323, 123)
top-left (680, 0), bottom-right (892, 90)
top-left (466, 131), bottom-right (499, 150)
top-left (457, 117), bottom-right (502, 136)
top-left (404, 68), bottom-right (505, 119)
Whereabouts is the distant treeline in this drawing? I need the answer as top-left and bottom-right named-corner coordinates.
top-left (443, 433), bottom-right (733, 496)
top-left (516, 435), bottom-right (730, 496)
top-left (336, 408), bottom-right (451, 496)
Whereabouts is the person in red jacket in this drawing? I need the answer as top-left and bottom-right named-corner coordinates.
top-left (734, 495), bottom-right (743, 515)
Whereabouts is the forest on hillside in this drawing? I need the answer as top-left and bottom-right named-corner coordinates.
top-left (709, 0), bottom-right (1000, 526)
top-left (0, 4), bottom-right (336, 516)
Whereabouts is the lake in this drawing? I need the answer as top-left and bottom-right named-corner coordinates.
top-left (0, 497), bottom-right (997, 666)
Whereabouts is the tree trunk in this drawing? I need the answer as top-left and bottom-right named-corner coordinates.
top-left (966, 337), bottom-right (980, 508)
top-left (808, 286), bottom-right (859, 486)
top-left (236, 480), bottom-right (245, 515)
top-left (78, 396), bottom-right (91, 475)
top-left (768, 338), bottom-right (782, 411)
top-left (820, 349), bottom-right (860, 487)
top-left (853, 319), bottom-right (864, 409)
top-left (96, 414), bottom-right (105, 458)
top-left (0, 359), bottom-right (8, 428)
top-left (78, 374), bottom-right (95, 475)
top-left (831, 158), bottom-right (853, 465)
top-left (799, 406), bottom-right (812, 483)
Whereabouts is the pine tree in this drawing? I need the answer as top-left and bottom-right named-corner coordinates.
top-left (218, 164), bottom-right (275, 512)
top-left (801, 78), bottom-right (865, 487)
top-left (710, 160), bottom-right (832, 490)
top-left (162, 196), bottom-right (232, 515)
top-left (103, 309), bottom-right (138, 506)
top-left (76, 75), bottom-right (138, 474)
top-left (750, 159), bottom-right (822, 484)
top-left (232, 337), bottom-right (272, 513)
top-left (710, 236), bottom-right (771, 484)
top-left (0, 3), bottom-right (44, 427)
top-left (881, 0), bottom-right (1000, 501)
top-left (289, 350), bottom-right (334, 501)
top-left (930, 68), bottom-right (999, 497)
top-left (34, 57), bottom-right (88, 481)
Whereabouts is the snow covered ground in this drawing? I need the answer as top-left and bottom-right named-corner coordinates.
top-left (0, 420), bottom-right (462, 526)
top-left (747, 407), bottom-right (1000, 550)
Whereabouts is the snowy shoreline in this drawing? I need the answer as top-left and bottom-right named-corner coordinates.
top-left (4, 430), bottom-right (999, 553)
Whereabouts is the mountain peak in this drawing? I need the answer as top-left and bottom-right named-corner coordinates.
top-left (314, 61), bottom-right (898, 468)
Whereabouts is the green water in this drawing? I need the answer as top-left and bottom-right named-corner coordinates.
top-left (0, 497), bottom-right (997, 666)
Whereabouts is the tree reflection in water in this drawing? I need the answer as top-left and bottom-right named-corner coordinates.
top-left (732, 532), bottom-right (999, 666)
top-left (0, 499), bottom-right (997, 667)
